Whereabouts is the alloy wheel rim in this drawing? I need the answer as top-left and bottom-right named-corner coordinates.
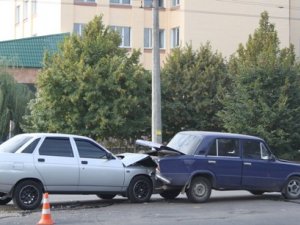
top-left (19, 185), bottom-right (39, 206)
top-left (133, 181), bottom-right (149, 200)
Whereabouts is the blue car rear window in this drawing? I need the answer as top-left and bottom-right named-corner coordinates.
top-left (167, 133), bottom-right (203, 155)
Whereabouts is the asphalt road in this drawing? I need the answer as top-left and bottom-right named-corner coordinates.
top-left (1, 191), bottom-right (299, 225)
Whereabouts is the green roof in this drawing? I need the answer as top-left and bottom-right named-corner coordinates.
top-left (0, 33), bottom-right (69, 68)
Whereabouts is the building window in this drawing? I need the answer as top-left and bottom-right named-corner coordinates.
top-left (32, 0), bottom-right (37, 15)
top-left (144, 28), bottom-right (165, 49)
top-left (110, 0), bottom-right (131, 5)
top-left (144, 0), bottom-right (164, 8)
top-left (171, 0), bottom-right (179, 7)
top-left (111, 26), bottom-right (131, 47)
top-left (73, 23), bottom-right (86, 36)
top-left (144, 28), bottom-right (152, 48)
top-left (159, 29), bottom-right (165, 48)
top-left (171, 27), bottom-right (179, 48)
top-left (16, 5), bottom-right (20, 24)
top-left (23, 0), bottom-right (28, 20)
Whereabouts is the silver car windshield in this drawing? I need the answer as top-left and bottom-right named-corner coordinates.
top-left (167, 133), bottom-right (203, 155)
top-left (0, 135), bottom-right (33, 153)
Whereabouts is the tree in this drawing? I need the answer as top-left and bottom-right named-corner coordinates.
top-left (218, 12), bottom-right (300, 158)
top-left (161, 43), bottom-right (230, 141)
top-left (24, 16), bottom-right (151, 140)
top-left (0, 66), bottom-right (33, 141)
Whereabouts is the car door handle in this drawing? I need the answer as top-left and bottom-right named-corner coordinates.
top-left (38, 158), bottom-right (45, 162)
top-left (244, 162), bottom-right (252, 166)
top-left (208, 160), bottom-right (216, 164)
top-left (81, 161), bottom-right (88, 165)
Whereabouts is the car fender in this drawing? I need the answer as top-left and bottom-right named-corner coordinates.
top-left (9, 177), bottom-right (45, 197)
top-left (183, 170), bottom-right (216, 190)
top-left (121, 166), bottom-right (155, 192)
top-left (0, 153), bottom-right (45, 195)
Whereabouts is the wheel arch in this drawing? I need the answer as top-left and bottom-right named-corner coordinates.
top-left (129, 174), bottom-right (153, 188)
top-left (10, 178), bottom-right (44, 197)
top-left (281, 174), bottom-right (300, 191)
top-left (185, 171), bottom-right (216, 190)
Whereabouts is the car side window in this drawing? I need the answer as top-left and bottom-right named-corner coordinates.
top-left (75, 139), bottom-right (107, 159)
top-left (22, 138), bottom-right (40, 154)
top-left (243, 140), bottom-right (270, 160)
top-left (208, 139), bottom-right (239, 157)
top-left (39, 137), bottom-right (74, 157)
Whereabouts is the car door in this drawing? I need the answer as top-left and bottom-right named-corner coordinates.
top-left (241, 139), bottom-right (280, 190)
top-left (73, 138), bottom-right (125, 192)
top-left (205, 138), bottom-right (243, 188)
top-left (34, 136), bottom-right (80, 191)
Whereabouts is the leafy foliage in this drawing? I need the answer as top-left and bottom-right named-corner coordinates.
top-left (0, 66), bottom-right (33, 141)
top-left (161, 43), bottom-right (230, 140)
top-left (218, 12), bottom-right (300, 158)
top-left (24, 16), bottom-right (151, 140)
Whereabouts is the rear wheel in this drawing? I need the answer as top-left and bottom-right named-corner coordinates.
top-left (128, 176), bottom-right (152, 203)
top-left (97, 194), bottom-right (116, 200)
top-left (0, 192), bottom-right (12, 205)
top-left (13, 180), bottom-right (43, 210)
top-left (186, 177), bottom-right (211, 203)
top-left (160, 190), bottom-right (181, 200)
top-left (282, 176), bottom-right (300, 199)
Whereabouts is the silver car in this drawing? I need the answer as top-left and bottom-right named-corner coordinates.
top-left (0, 133), bottom-right (156, 210)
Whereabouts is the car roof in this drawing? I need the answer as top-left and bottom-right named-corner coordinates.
top-left (178, 131), bottom-right (264, 141)
top-left (15, 133), bottom-right (92, 140)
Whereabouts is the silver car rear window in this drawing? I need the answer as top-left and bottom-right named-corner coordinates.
top-left (0, 135), bottom-right (33, 153)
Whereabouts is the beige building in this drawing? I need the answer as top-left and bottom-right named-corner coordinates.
top-left (0, 0), bottom-right (300, 70)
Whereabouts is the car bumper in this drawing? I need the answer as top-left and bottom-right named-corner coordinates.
top-left (155, 173), bottom-right (171, 184)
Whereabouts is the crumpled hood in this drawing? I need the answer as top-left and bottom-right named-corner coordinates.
top-left (135, 140), bottom-right (184, 155)
top-left (117, 152), bottom-right (157, 167)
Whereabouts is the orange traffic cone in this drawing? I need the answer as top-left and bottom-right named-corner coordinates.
top-left (37, 193), bottom-right (54, 225)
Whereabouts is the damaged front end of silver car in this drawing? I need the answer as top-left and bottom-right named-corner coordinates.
top-left (133, 140), bottom-right (185, 193)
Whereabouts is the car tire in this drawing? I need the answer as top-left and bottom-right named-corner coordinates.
top-left (97, 194), bottom-right (116, 200)
top-left (160, 190), bottom-right (181, 200)
top-left (282, 176), bottom-right (300, 199)
top-left (127, 176), bottom-right (152, 203)
top-left (13, 180), bottom-right (43, 210)
top-left (249, 191), bottom-right (264, 196)
top-left (0, 192), bottom-right (12, 205)
top-left (186, 177), bottom-right (211, 203)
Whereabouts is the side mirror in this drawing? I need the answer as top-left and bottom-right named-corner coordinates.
top-left (269, 154), bottom-right (276, 161)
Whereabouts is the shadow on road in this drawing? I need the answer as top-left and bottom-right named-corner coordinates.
top-left (153, 193), bottom-right (287, 204)
top-left (1, 193), bottom-right (299, 216)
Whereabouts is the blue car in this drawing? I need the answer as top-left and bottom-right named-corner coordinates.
top-left (136, 131), bottom-right (300, 202)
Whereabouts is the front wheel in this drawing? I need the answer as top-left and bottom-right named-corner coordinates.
top-left (282, 176), bottom-right (300, 199)
top-left (13, 180), bottom-right (43, 210)
top-left (0, 192), bottom-right (12, 205)
top-left (128, 176), bottom-right (152, 203)
top-left (160, 190), bottom-right (181, 200)
top-left (186, 177), bottom-right (211, 203)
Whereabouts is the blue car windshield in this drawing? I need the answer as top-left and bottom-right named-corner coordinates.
top-left (167, 133), bottom-right (203, 155)
top-left (0, 135), bottom-right (33, 153)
